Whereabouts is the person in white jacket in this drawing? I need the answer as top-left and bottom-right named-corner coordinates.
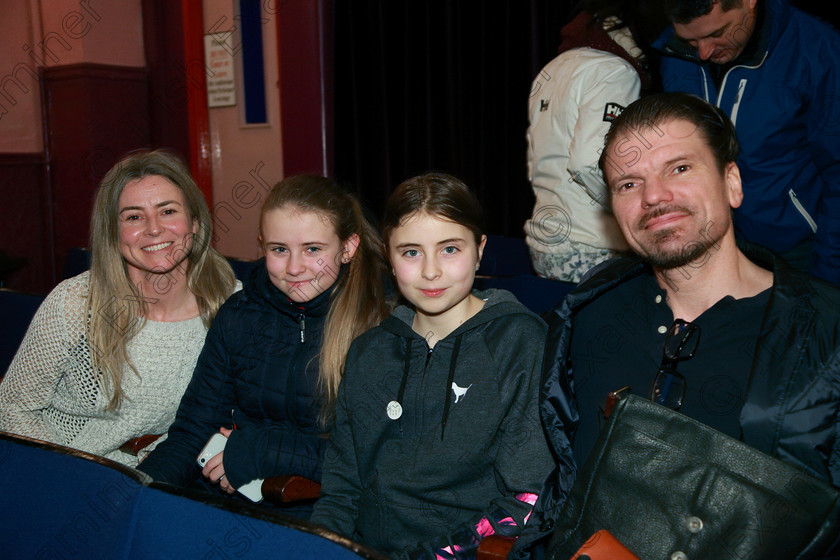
top-left (525, 0), bottom-right (667, 283)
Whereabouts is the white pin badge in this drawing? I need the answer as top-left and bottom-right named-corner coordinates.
top-left (386, 400), bottom-right (403, 420)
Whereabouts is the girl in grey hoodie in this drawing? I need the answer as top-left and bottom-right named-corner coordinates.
top-left (311, 173), bottom-right (558, 558)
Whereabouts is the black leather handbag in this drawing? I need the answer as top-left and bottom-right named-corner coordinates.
top-left (547, 395), bottom-right (840, 560)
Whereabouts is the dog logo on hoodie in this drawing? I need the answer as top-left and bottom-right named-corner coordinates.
top-left (451, 382), bottom-right (473, 403)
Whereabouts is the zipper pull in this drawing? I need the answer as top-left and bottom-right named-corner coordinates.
top-left (297, 312), bottom-right (306, 344)
top-left (230, 409), bottom-right (237, 430)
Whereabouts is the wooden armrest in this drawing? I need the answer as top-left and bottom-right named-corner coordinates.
top-left (477, 535), bottom-right (516, 560)
top-left (119, 434), bottom-right (162, 456)
top-left (261, 475), bottom-right (321, 503)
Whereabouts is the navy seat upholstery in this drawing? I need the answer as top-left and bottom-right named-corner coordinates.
top-left (478, 235), bottom-right (535, 277)
top-left (0, 289), bottom-right (45, 376)
top-left (473, 274), bottom-right (574, 316)
top-left (228, 257), bottom-right (256, 281)
top-left (0, 432), bottom-right (384, 559)
top-left (63, 247), bottom-right (92, 280)
top-left (473, 235), bottom-right (574, 316)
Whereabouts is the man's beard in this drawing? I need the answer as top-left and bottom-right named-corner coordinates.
top-left (637, 205), bottom-right (717, 269)
top-left (645, 231), bottom-right (712, 269)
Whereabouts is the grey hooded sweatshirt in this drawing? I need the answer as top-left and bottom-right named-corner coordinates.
top-left (311, 289), bottom-right (557, 557)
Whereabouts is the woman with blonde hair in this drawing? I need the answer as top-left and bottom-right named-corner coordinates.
top-left (0, 149), bottom-right (238, 467)
top-left (139, 175), bottom-right (388, 515)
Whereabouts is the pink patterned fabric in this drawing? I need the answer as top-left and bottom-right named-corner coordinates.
top-left (428, 493), bottom-right (541, 559)
top-left (516, 492), bottom-right (539, 523)
top-left (515, 492), bottom-right (538, 505)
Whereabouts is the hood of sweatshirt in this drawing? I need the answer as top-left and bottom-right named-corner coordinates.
top-left (559, 10), bottom-right (652, 91)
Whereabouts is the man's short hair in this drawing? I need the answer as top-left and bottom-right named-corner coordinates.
top-left (665, 0), bottom-right (743, 24)
top-left (598, 92), bottom-right (740, 185)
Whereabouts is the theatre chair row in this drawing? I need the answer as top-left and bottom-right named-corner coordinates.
top-left (0, 430), bottom-right (383, 559)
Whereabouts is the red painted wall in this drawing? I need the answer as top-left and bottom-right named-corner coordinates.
top-left (277, 0), bottom-right (333, 177)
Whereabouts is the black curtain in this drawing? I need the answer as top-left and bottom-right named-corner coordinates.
top-left (331, 1), bottom-right (839, 236)
top-left (332, 1), bottom-right (578, 235)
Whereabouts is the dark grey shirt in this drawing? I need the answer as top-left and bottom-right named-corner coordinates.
top-left (569, 271), bottom-right (770, 466)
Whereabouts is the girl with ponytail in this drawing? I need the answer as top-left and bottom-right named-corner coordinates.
top-left (140, 175), bottom-right (388, 515)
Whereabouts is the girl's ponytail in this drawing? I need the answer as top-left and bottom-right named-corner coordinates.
top-left (319, 194), bottom-right (388, 424)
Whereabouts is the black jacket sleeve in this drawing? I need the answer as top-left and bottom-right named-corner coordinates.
top-left (222, 414), bottom-right (326, 488)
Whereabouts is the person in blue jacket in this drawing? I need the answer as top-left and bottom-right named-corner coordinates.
top-left (139, 175), bottom-right (388, 515)
top-left (655, 0), bottom-right (840, 285)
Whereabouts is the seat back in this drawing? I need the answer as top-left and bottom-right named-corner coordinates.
top-left (473, 275), bottom-right (574, 316)
top-left (478, 235), bottom-right (534, 277)
top-left (0, 288), bottom-right (46, 376)
top-left (0, 432), bottom-right (384, 559)
top-left (63, 247), bottom-right (91, 279)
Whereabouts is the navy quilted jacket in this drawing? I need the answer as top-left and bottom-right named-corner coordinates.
top-left (140, 259), bottom-right (329, 490)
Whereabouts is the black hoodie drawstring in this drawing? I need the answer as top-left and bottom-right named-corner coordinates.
top-left (389, 333), bottom-right (463, 440)
top-left (386, 339), bottom-right (413, 432)
top-left (440, 334), bottom-right (463, 441)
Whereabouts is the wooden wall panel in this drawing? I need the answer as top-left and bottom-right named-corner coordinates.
top-left (42, 63), bottom-right (150, 282)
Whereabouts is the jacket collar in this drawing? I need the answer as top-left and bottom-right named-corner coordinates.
top-left (559, 241), bottom-right (793, 318)
top-left (380, 288), bottom-right (533, 343)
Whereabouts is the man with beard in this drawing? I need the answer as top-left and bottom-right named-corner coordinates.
top-left (506, 92), bottom-right (840, 558)
top-left (526, 94), bottom-right (840, 542)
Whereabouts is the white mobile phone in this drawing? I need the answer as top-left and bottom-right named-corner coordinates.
top-left (196, 432), bottom-right (228, 467)
top-left (196, 432), bottom-right (264, 503)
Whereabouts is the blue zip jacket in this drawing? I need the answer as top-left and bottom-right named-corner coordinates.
top-left (655, 0), bottom-right (840, 284)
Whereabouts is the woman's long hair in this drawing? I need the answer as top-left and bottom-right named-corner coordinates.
top-left (88, 149), bottom-right (236, 410)
top-left (259, 175), bottom-right (388, 425)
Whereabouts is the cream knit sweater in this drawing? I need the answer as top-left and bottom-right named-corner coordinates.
top-left (0, 272), bottom-right (208, 467)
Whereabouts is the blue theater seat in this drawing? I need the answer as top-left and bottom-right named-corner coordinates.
top-left (63, 247), bottom-right (92, 279)
top-left (472, 235), bottom-right (574, 316)
top-left (227, 256), bottom-right (256, 281)
top-left (473, 274), bottom-right (574, 316)
top-left (0, 432), bottom-right (384, 559)
top-left (0, 288), bottom-right (45, 376)
top-left (478, 235), bottom-right (535, 277)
